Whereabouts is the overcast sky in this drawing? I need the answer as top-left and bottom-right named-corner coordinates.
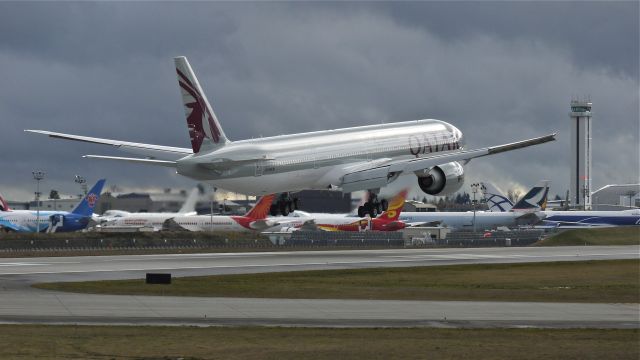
top-left (1, 1), bottom-right (638, 201)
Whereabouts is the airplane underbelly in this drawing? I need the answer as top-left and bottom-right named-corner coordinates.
top-left (209, 168), bottom-right (332, 195)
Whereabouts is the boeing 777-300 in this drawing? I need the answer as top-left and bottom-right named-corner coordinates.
top-left (26, 56), bottom-right (556, 217)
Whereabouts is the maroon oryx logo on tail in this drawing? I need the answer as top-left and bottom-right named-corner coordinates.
top-left (176, 68), bottom-right (221, 152)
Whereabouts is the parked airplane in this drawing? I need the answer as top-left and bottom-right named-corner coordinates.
top-left (26, 56), bottom-right (556, 217)
top-left (168, 194), bottom-right (276, 232)
top-left (483, 182), bottom-right (640, 227)
top-left (399, 182), bottom-right (549, 230)
top-left (270, 189), bottom-right (409, 232)
top-left (0, 180), bottom-right (106, 233)
top-left (97, 187), bottom-right (200, 231)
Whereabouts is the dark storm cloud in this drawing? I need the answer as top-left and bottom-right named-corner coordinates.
top-left (0, 2), bottom-right (637, 201)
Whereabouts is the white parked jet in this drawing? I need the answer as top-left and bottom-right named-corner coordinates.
top-left (168, 194), bottom-right (275, 232)
top-left (26, 56), bottom-right (556, 217)
top-left (399, 182), bottom-right (550, 230)
top-left (97, 187), bottom-right (200, 231)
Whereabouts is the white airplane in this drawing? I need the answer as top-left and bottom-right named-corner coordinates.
top-left (399, 182), bottom-right (549, 230)
top-left (0, 180), bottom-right (106, 233)
top-left (97, 187), bottom-right (200, 231)
top-left (26, 56), bottom-right (556, 217)
top-left (484, 183), bottom-right (640, 228)
top-left (168, 194), bottom-right (275, 232)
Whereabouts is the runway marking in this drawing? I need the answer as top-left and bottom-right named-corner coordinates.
top-left (0, 262), bottom-right (47, 267)
top-left (0, 252), bottom-right (638, 276)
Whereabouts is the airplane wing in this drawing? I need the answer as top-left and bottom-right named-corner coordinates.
top-left (340, 133), bottom-right (556, 192)
top-left (515, 212), bottom-right (546, 225)
top-left (408, 220), bottom-right (442, 227)
top-left (25, 130), bottom-right (192, 160)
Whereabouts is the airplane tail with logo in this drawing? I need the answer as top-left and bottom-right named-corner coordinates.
top-left (511, 181), bottom-right (549, 212)
top-left (377, 189), bottom-right (408, 221)
top-left (175, 56), bottom-right (229, 154)
top-left (70, 179), bottom-right (106, 217)
top-left (244, 194), bottom-right (276, 220)
top-left (481, 182), bottom-right (514, 212)
top-left (0, 193), bottom-right (11, 212)
top-left (371, 189), bottom-right (409, 231)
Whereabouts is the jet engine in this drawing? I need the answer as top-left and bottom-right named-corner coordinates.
top-left (416, 161), bottom-right (464, 195)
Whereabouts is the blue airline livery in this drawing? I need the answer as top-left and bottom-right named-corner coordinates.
top-left (0, 179), bottom-right (106, 233)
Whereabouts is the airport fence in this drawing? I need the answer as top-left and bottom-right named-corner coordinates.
top-left (0, 229), bottom-right (546, 253)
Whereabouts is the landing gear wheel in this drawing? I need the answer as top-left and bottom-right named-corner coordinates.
top-left (357, 205), bottom-right (366, 218)
top-left (270, 204), bottom-right (279, 216)
top-left (380, 199), bottom-right (389, 211)
top-left (279, 201), bottom-right (289, 216)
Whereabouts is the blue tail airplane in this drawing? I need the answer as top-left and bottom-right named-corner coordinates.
top-left (0, 179), bottom-right (106, 233)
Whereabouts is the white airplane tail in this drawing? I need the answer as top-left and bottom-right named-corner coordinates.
top-left (174, 56), bottom-right (229, 153)
top-left (481, 182), bottom-right (514, 212)
top-left (178, 187), bottom-right (200, 214)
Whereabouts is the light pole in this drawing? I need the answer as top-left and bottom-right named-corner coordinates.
top-left (32, 171), bottom-right (45, 233)
top-left (210, 185), bottom-right (216, 232)
top-left (471, 183), bottom-right (479, 233)
top-left (75, 175), bottom-right (87, 197)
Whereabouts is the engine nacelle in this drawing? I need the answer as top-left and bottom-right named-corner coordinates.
top-left (416, 161), bottom-right (465, 196)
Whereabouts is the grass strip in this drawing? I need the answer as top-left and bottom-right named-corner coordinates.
top-left (0, 325), bottom-right (638, 360)
top-left (34, 259), bottom-right (640, 303)
top-left (538, 227), bottom-right (640, 246)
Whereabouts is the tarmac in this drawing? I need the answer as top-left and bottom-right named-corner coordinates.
top-left (0, 245), bottom-right (638, 328)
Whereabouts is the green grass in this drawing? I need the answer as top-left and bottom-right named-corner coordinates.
top-left (538, 227), bottom-right (640, 246)
top-left (34, 259), bottom-right (640, 303)
top-left (0, 325), bottom-right (637, 360)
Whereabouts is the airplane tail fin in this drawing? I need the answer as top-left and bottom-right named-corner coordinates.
top-left (377, 189), bottom-right (408, 221)
top-left (178, 187), bottom-right (200, 214)
top-left (175, 56), bottom-right (229, 154)
top-left (481, 182), bottom-right (514, 212)
top-left (71, 179), bottom-right (106, 216)
top-left (0, 193), bottom-right (11, 211)
top-left (244, 194), bottom-right (276, 220)
top-left (512, 181), bottom-right (550, 212)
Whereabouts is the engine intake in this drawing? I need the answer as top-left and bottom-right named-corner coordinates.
top-left (416, 161), bottom-right (464, 196)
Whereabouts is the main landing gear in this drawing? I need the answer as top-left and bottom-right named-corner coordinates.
top-left (270, 193), bottom-right (300, 216)
top-left (357, 191), bottom-right (388, 218)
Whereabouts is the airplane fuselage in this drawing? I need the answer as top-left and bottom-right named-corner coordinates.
top-left (399, 211), bottom-right (540, 230)
top-left (0, 211), bottom-right (91, 233)
top-left (177, 119), bottom-right (464, 195)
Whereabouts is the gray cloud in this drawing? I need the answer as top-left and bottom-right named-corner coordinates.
top-left (0, 2), bottom-right (637, 201)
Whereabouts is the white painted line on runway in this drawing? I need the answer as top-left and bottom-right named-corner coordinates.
top-left (0, 263), bottom-right (48, 267)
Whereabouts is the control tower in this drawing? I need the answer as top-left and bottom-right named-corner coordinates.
top-left (569, 99), bottom-right (592, 209)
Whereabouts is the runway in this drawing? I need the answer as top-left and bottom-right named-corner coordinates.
top-left (0, 246), bottom-right (638, 328)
